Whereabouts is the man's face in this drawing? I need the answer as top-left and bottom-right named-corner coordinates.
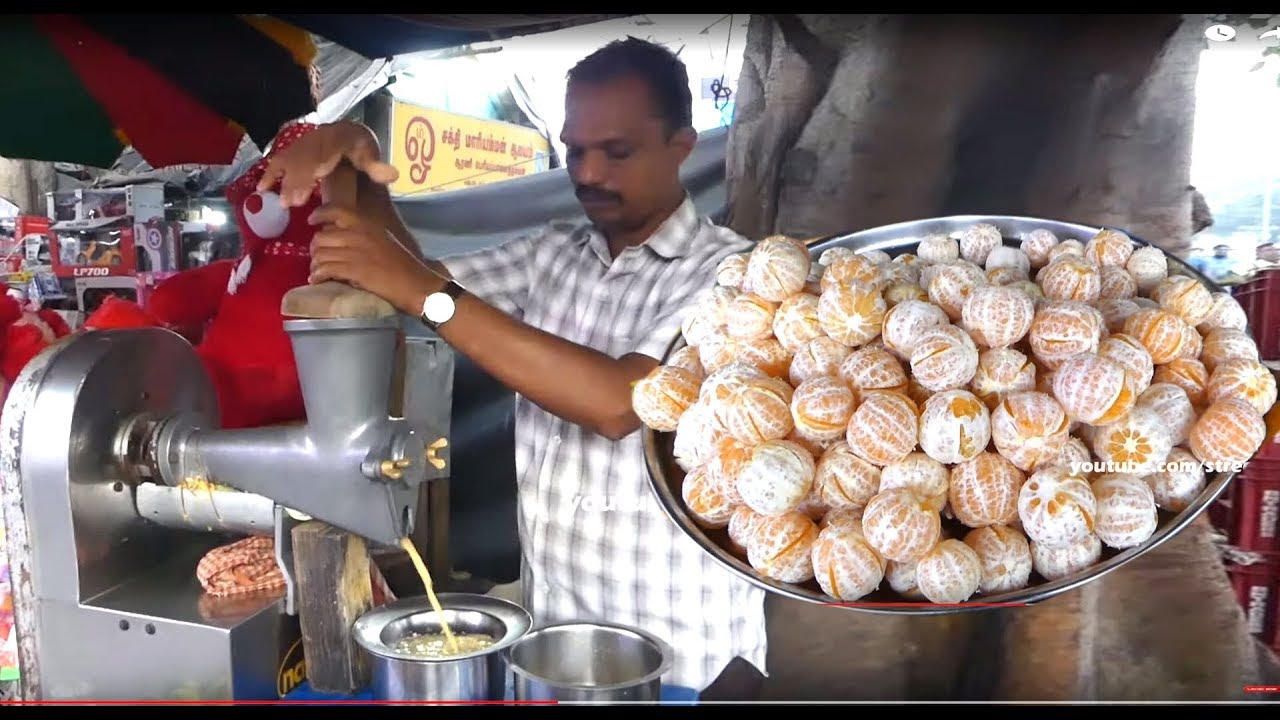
top-left (562, 74), bottom-right (694, 232)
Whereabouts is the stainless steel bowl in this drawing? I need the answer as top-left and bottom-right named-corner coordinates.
top-left (506, 621), bottom-right (673, 703)
top-left (642, 214), bottom-right (1238, 615)
top-left (353, 593), bottom-right (532, 701)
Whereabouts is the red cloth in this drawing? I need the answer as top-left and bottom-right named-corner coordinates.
top-left (83, 122), bottom-right (323, 429)
top-left (0, 295), bottom-right (74, 406)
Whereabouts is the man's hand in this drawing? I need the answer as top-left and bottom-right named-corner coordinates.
top-left (308, 205), bottom-right (439, 315)
top-left (259, 121), bottom-right (401, 207)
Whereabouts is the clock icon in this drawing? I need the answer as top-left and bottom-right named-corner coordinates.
top-left (1205, 24), bottom-right (1237, 42)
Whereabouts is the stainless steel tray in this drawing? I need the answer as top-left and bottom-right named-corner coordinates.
top-left (642, 214), bottom-right (1237, 615)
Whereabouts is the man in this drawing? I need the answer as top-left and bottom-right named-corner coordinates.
top-left (1189, 244), bottom-right (1237, 284)
top-left (259, 38), bottom-right (767, 699)
top-left (1257, 241), bottom-right (1280, 268)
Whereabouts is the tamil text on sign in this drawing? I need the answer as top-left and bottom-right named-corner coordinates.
top-left (389, 99), bottom-right (551, 196)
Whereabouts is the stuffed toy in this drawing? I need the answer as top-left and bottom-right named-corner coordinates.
top-left (0, 290), bottom-right (73, 408)
top-left (83, 122), bottom-right (323, 430)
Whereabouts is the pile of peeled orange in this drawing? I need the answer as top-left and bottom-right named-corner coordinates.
top-left (632, 224), bottom-right (1277, 605)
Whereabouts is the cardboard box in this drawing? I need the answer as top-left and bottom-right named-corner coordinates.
top-left (45, 185), bottom-right (164, 224)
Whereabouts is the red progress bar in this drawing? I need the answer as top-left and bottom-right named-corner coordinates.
top-left (822, 602), bottom-right (1029, 607)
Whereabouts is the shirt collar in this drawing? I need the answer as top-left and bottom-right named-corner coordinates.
top-left (576, 195), bottom-right (700, 263)
top-left (644, 195), bottom-right (700, 259)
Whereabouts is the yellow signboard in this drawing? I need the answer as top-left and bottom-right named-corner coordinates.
top-left (388, 100), bottom-right (552, 196)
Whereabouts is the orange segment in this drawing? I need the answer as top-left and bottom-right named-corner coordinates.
top-left (682, 465), bottom-right (735, 529)
top-left (839, 346), bottom-right (910, 402)
top-left (814, 442), bottom-right (882, 511)
top-left (1207, 358), bottom-right (1278, 416)
top-left (927, 263), bottom-right (987, 321)
top-left (963, 525), bottom-right (1033, 594)
top-left (1052, 354), bottom-right (1136, 426)
top-left (911, 325), bottom-right (981, 392)
top-left (1039, 256), bottom-right (1101, 303)
top-left (791, 376), bottom-right (857, 444)
top-left (1084, 228), bottom-right (1134, 268)
top-left (821, 253), bottom-right (882, 293)
top-left (1017, 466), bottom-right (1097, 549)
top-left (818, 282), bottom-right (887, 347)
top-left (1189, 397), bottom-right (1267, 466)
top-left (948, 451), bottom-right (1025, 528)
top-left (1028, 300), bottom-right (1104, 370)
top-left (916, 539), bottom-right (983, 604)
top-left (845, 390), bottom-right (921, 467)
top-left (772, 292), bottom-right (824, 352)
top-left (1092, 474), bottom-right (1158, 549)
top-left (989, 390), bottom-right (1070, 472)
top-left (632, 365), bottom-right (701, 432)
top-left (789, 336), bottom-right (851, 387)
top-left (1122, 308), bottom-right (1188, 365)
top-left (811, 525), bottom-right (886, 601)
top-left (862, 487), bottom-right (943, 562)
top-left (725, 292), bottom-right (780, 341)
top-left (961, 285), bottom-right (1036, 349)
top-left (1152, 358), bottom-right (1209, 408)
top-left (747, 512), bottom-right (820, 583)
top-left (745, 236), bottom-right (811, 301)
top-left (722, 375), bottom-right (795, 445)
top-left (919, 389), bottom-right (991, 464)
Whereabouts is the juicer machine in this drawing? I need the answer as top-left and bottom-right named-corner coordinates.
top-left (0, 312), bottom-right (455, 700)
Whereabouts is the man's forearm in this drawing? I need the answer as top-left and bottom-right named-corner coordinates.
top-left (356, 176), bottom-right (654, 439)
top-left (435, 291), bottom-right (656, 440)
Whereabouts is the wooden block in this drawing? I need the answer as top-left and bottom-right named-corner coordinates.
top-left (280, 282), bottom-right (396, 320)
top-left (280, 161), bottom-right (396, 320)
top-left (290, 521), bottom-right (374, 694)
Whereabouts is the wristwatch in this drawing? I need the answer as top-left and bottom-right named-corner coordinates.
top-left (420, 279), bottom-right (467, 331)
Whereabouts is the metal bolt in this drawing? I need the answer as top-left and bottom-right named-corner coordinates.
top-left (378, 460), bottom-right (404, 481)
top-left (425, 438), bottom-right (448, 470)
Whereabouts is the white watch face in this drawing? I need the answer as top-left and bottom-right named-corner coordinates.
top-left (422, 292), bottom-right (456, 324)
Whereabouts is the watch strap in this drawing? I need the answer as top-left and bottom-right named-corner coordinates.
top-left (441, 278), bottom-right (467, 302)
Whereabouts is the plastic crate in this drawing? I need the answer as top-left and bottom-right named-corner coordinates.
top-left (1232, 270), bottom-right (1280, 361)
top-left (1227, 556), bottom-right (1280, 642)
top-left (1208, 479), bottom-right (1239, 530)
top-left (1230, 459), bottom-right (1280, 552)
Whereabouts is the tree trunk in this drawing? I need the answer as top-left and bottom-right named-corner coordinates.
top-left (727, 14), bottom-right (1201, 256)
top-left (730, 14), bottom-right (1270, 700)
top-left (0, 158), bottom-right (56, 216)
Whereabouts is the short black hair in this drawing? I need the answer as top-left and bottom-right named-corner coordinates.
top-left (567, 36), bottom-right (693, 135)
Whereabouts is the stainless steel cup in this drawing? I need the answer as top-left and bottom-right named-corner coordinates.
top-left (506, 621), bottom-right (674, 703)
top-left (353, 593), bottom-right (531, 701)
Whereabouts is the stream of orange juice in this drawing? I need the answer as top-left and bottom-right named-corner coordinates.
top-left (399, 537), bottom-right (460, 654)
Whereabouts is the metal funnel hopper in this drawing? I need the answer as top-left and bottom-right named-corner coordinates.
top-left (285, 317), bottom-right (400, 437)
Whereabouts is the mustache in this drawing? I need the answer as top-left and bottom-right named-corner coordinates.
top-left (575, 186), bottom-right (621, 204)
